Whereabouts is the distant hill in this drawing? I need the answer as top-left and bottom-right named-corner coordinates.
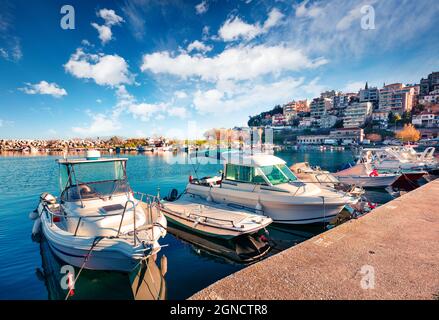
top-left (248, 105), bottom-right (283, 127)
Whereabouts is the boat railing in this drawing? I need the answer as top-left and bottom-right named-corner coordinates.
top-left (42, 196), bottom-right (157, 246)
top-left (168, 207), bottom-right (241, 228)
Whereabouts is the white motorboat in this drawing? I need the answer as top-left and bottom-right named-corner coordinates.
top-left (290, 162), bottom-right (365, 196)
top-left (186, 152), bottom-right (359, 224)
top-left (358, 146), bottom-right (438, 172)
top-left (160, 192), bottom-right (272, 239)
top-left (333, 163), bottom-right (401, 188)
top-left (31, 151), bottom-right (167, 272)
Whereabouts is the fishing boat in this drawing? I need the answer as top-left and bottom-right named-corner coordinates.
top-left (160, 192), bottom-right (272, 239)
top-left (186, 152), bottom-right (359, 224)
top-left (333, 163), bottom-right (401, 188)
top-left (30, 151), bottom-right (167, 272)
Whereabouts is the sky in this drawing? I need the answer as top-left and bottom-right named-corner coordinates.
top-left (0, 0), bottom-right (438, 139)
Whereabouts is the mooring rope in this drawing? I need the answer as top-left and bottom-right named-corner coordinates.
top-left (65, 236), bottom-right (105, 300)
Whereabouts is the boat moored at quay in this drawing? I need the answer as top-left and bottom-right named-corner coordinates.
top-left (186, 152), bottom-right (359, 224)
top-left (30, 151), bottom-right (167, 273)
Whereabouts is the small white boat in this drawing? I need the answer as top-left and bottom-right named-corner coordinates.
top-left (161, 193), bottom-right (272, 239)
top-left (31, 151), bottom-right (167, 272)
top-left (333, 163), bottom-right (401, 188)
top-left (186, 152), bottom-right (359, 224)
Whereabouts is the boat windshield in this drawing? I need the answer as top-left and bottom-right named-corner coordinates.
top-left (59, 160), bottom-right (130, 201)
top-left (259, 164), bottom-right (297, 185)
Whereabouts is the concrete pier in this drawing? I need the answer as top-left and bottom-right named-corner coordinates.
top-left (191, 180), bottom-right (439, 300)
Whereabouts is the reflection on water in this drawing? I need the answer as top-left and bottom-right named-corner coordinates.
top-left (168, 223), bottom-right (271, 265)
top-left (0, 150), bottom-right (416, 299)
top-left (38, 237), bottom-right (166, 300)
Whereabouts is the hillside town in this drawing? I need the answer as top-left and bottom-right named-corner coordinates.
top-left (1, 71), bottom-right (438, 152)
top-left (246, 71), bottom-right (439, 145)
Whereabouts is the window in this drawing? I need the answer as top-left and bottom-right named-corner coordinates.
top-left (225, 164), bottom-right (267, 184)
top-left (259, 164), bottom-right (297, 185)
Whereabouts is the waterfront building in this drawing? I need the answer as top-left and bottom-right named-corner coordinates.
top-left (379, 83), bottom-right (417, 115)
top-left (420, 71), bottom-right (439, 98)
top-left (343, 102), bottom-right (372, 128)
top-left (330, 128), bottom-right (365, 143)
top-left (359, 83), bottom-right (379, 109)
top-left (297, 135), bottom-right (328, 144)
top-left (320, 90), bottom-right (337, 99)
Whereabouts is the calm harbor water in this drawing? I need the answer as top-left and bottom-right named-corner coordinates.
top-left (0, 149), bottom-right (393, 300)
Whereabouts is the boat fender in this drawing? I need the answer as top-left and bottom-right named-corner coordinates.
top-left (32, 218), bottom-right (42, 236)
top-left (167, 188), bottom-right (179, 201)
top-left (255, 201), bottom-right (263, 213)
top-left (29, 209), bottom-right (39, 220)
top-left (160, 255), bottom-right (168, 276)
top-left (369, 169), bottom-right (379, 177)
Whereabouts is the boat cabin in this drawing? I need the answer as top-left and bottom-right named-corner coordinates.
top-left (221, 153), bottom-right (298, 186)
top-left (57, 157), bottom-right (131, 206)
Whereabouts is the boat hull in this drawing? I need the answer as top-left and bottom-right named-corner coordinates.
top-left (336, 174), bottom-right (400, 188)
top-left (186, 185), bottom-right (349, 224)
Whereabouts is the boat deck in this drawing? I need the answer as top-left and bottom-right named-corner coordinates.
top-left (162, 194), bottom-right (269, 230)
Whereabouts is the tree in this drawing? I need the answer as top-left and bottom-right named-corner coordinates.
top-left (396, 124), bottom-right (421, 142)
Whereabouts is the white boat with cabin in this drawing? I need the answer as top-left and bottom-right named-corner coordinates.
top-left (186, 152), bottom-right (359, 224)
top-left (31, 151), bottom-right (167, 272)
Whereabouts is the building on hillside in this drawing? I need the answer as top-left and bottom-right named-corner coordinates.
top-left (330, 128), bottom-right (365, 143)
top-left (419, 89), bottom-right (439, 104)
top-left (298, 117), bottom-right (312, 128)
top-left (320, 90), bottom-right (337, 99)
top-left (379, 83), bottom-right (417, 115)
top-left (333, 92), bottom-right (358, 114)
top-left (420, 72), bottom-right (439, 97)
top-left (283, 103), bottom-right (297, 120)
top-left (359, 83), bottom-right (379, 109)
top-left (310, 97), bottom-right (333, 118)
top-left (343, 102), bottom-right (372, 128)
top-left (272, 113), bottom-right (287, 126)
top-left (412, 112), bottom-right (439, 128)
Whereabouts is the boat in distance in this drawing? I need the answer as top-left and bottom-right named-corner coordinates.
top-left (186, 152), bottom-right (359, 224)
top-left (31, 151), bottom-right (167, 272)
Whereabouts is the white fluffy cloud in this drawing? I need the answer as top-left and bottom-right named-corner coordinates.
top-left (218, 8), bottom-right (284, 41)
top-left (73, 113), bottom-right (121, 136)
top-left (193, 77), bottom-right (305, 114)
top-left (91, 23), bottom-right (112, 44)
top-left (141, 44), bottom-right (327, 82)
top-left (187, 40), bottom-right (212, 53)
top-left (98, 8), bottom-right (124, 26)
top-left (21, 81), bottom-right (67, 98)
top-left (91, 8), bottom-right (124, 44)
top-left (64, 48), bottom-right (133, 87)
top-left (195, 1), bottom-right (208, 15)
top-left (167, 106), bottom-right (188, 119)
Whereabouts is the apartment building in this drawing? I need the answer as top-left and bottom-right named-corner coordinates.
top-left (343, 102), bottom-right (372, 128)
top-left (379, 83), bottom-right (417, 115)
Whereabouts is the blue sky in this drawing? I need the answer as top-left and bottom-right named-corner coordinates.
top-left (0, 0), bottom-right (438, 139)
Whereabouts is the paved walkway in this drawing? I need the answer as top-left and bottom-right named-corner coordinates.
top-left (191, 180), bottom-right (439, 300)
